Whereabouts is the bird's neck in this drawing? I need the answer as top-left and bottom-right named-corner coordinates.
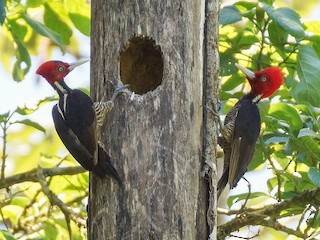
top-left (52, 80), bottom-right (72, 96)
top-left (245, 92), bottom-right (263, 103)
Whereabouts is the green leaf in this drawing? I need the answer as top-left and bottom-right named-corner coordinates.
top-left (231, 32), bottom-right (259, 50)
top-left (15, 106), bottom-right (37, 115)
top-left (15, 97), bottom-right (56, 115)
top-left (308, 167), bottom-right (320, 187)
top-left (259, 0), bottom-right (274, 5)
top-left (69, 13), bottom-right (90, 36)
top-left (258, 100), bottom-right (271, 119)
top-left (44, 222), bottom-right (58, 240)
top-left (0, 111), bottom-right (10, 123)
top-left (0, 230), bottom-right (16, 240)
top-left (221, 73), bottom-right (243, 91)
top-left (308, 211), bottom-right (320, 228)
top-left (13, 119), bottom-right (46, 133)
top-left (7, 19), bottom-right (28, 42)
top-left (264, 134), bottom-right (288, 145)
top-left (26, 0), bottom-right (43, 8)
top-left (234, 1), bottom-right (257, 12)
top-left (0, 0), bottom-right (6, 25)
top-left (267, 177), bottom-right (278, 193)
top-left (234, 0), bottom-right (257, 20)
top-left (11, 196), bottom-right (29, 207)
top-left (277, 8), bottom-right (302, 25)
top-left (22, 13), bottom-right (64, 51)
top-left (65, 0), bottom-right (90, 36)
top-left (304, 35), bottom-right (320, 43)
top-left (44, 2), bottom-right (73, 45)
top-left (262, 4), bottom-right (305, 38)
top-left (12, 36), bottom-right (31, 82)
top-left (220, 51), bottom-right (238, 77)
top-left (268, 103), bottom-right (302, 132)
top-left (255, 4), bottom-right (265, 24)
top-left (268, 21), bottom-right (288, 49)
top-left (280, 206), bottom-right (305, 217)
top-left (312, 42), bottom-right (320, 57)
top-left (292, 45), bottom-right (320, 106)
top-left (298, 128), bottom-right (320, 139)
top-left (227, 192), bottom-right (268, 207)
top-left (296, 136), bottom-right (320, 163)
top-left (247, 145), bottom-right (264, 171)
top-left (220, 6), bottom-right (242, 25)
top-left (281, 191), bottom-right (300, 200)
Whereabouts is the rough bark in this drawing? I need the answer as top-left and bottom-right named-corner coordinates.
top-left (89, 0), bottom-right (219, 239)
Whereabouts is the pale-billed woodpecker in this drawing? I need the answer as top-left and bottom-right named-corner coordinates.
top-left (217, 63), bottom-right (284, 198)
top-left (36, 60), bottom-right (126, 183)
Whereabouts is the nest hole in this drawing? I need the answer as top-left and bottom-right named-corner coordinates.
top-left (120, 36), bottom-right (164, 94)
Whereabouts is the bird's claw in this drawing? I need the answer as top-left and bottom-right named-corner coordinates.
top-left (205, 99), bottom-right (222, 124)
top-left (106, 80), bottom-right (130, 102)
top-left (205, 98), bottom-right (226, 138)
top-left (207, 97), bottom-right (221, 114)
top-left (107, 79), bottom-right (129, 88)
top-left (110, 83), bottom-right (129, 102)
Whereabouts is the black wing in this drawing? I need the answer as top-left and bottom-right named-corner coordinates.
top-left (217, 100), bottom-right (241, 197)
top-left (52, 104), bottom-right (96, 171)
top-left (217, 95), bottom-right (260, 197)
top-left (52, 89), bottom-right (122, 182)
top-left (228, 97), bottom-right (260, 188)
top-left (60, 89), bottom-right (98, 165)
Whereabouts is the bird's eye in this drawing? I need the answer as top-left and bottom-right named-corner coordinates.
top-left (260, 76), bottom-right (267, 82)
top-left (57, 66), bottom-right (65, 72)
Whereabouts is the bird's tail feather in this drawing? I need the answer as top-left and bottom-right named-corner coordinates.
top-left (92, 146), bottom-right (122, 185)
top-left (217, 171), bottom-right (228, 199)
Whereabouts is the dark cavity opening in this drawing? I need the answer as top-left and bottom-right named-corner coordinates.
top-left (120, 36), bottom-right (164, 94)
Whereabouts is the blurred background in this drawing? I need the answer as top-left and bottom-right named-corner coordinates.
top-left (1, 0), bottom-right (320, 239)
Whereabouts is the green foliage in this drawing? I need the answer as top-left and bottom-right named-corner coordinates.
top-left (220, 6), bottom-right (242, 25)
top-left (220, 0), bottom-right (320, 238)
top-left (293, 45), bottom-right (320, 106)
top-left (0, 0), bottom-right (5, 25)
top-left (1, 230), bottom-right (15, 240)
top-left (308, 167), bottom-right (320, 187)
top-left (0, 100), bottom-right (88, 239)
top-left (0, 1), bottom-right (90, 239)
top-left (22, 13), bottom-right (64, 51)
top-left (1, 0), bottom-right (90, 81)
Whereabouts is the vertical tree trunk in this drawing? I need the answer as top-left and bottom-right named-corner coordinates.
top-left (89, 0), bottom-right (220, 239)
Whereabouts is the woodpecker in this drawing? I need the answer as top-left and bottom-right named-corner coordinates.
top-left (217, 63), bottom-right (283, 198)
top-left (36, 60), bottom-right (126, 183)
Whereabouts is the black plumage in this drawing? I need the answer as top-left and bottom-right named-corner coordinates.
top-left (52, 81), bottom-right (121, 183)
top-left (36, 60), bottom-right (122, 183)
top-left (217, 93), bottom-right (261, 198)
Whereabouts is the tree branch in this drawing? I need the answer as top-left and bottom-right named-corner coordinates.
top-left (37, 167), bottom-right (86, 231)
top-left (257, 219), bottom-right (307, 239)
top-left (0, 166), bottom-right (86, 189)
top-left (218, 188), bottom-right (320, 239)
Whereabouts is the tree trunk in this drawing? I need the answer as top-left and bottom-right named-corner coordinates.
top-left (88, 0), bottom-right (220, 239)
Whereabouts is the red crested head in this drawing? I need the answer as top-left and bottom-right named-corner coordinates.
top-left (236, 64), bottom-right (284, 99)
top-left (36, 59), bottom-right (89, 85)
top-left (36, 61), bottom-right (70, 84)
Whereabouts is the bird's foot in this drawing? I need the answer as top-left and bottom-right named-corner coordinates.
top-left (107, 81), bottom-right (130, 102)
top-left (112, 84), bottom-right (130, 101)
top-left (205, 98), bottom-right (232, 142)
top-left (205, 98), bottom-right (225, 131)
